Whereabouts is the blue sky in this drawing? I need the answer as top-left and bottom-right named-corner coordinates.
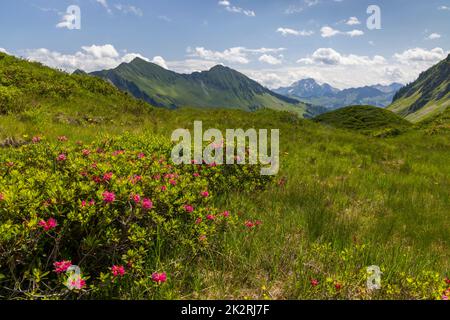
top-left (0, 0), bottom-right (449, 88)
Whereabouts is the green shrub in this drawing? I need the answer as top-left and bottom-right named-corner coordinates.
top-left (0, 86), bottom-right (25, 115)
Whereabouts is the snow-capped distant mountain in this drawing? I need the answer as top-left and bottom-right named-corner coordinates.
top-left (275, 78), bottom-right (339, 99)
top-left (274, 79), bottom-right (404, 110)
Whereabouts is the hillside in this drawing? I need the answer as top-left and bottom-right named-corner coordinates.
top-left (90, 58), bottom-right (318, 117)
top-left (0, 54), bottom-right (151, 114)
top-left (0, 52), bottom-right (156, 141)
top-left (388, 54), bottom-right (450, 122)
top-left (417, 104), bottom-right (450, 134)
top-left (314, 105), bottom-right (412, 134)
top-left (274, 79), bottom-right (403, 109)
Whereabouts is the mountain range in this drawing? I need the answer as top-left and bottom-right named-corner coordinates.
top-left (81, 53), bottom-right (449, 123)
top-left (388, 53), bottom-right (450, 122)
top-left (0, 49), bottom-right (448, 137)
top-left (90, 58), bottom-right (322, 118)
top-left (274, 79), bottom-right (404, 110)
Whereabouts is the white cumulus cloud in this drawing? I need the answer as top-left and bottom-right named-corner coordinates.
top-left (345, 17), bottom-right (361, 25)
top-left (259, 54), bottom-right (282, 65)
top-left (81, 44), bottom-right (119, 59)
top-left (320, 26), bottom-right (341, 37)
top-left (347, 29), bottom-right (364, 37)
top-left (23, 44), bottom-right (149, 73)
top-left (188, 47), bottom-right (250, 64)
top-left (187, 46), bottom-right (285, 65)
top-left (394, 47), bottom-right (447, 63)
top-left (298, 48), bottom-right (385, 66)
top-left (321, 26), bottom-right (364, 38)
top-left (151, 56), bottom-right (168, 69)
top-left (427, 33), bottom-right (441, 40)
top-left (276, 28), bottom-right (314, 37)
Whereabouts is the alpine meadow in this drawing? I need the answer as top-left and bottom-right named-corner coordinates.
top-left (0, 0), bottom-right (449, 304)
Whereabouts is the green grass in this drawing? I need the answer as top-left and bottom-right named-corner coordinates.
top-left (1, 53), bottom-right (449, 299)
top-left (2, 107), bottom-right (449, 299)
top-left (185, 121), bottom-right (450, 299)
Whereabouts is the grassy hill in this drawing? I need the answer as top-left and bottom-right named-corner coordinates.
top-left (90, 58), bottom-right (317, 117)
top-left (0, 53), bottom-right (449, 300)
top-left (388, 54), bottom-right (450, 122)
top-left (0, 52), bottom-right (157, 141)
top-left (314, 105), bottom-right (412, 135)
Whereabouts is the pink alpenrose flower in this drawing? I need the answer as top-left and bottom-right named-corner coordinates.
top-left (142, 198), bottom-right (153, 210)
top-left (39, 218), bottom-right (58, 231)
top-left (151, 272), bottom-right (167, 284)
top-left (111, 265), bottom-right (126, 277)
top-left (102, 191), bottom-right (116, 203)
top-left (201, 191), bottom-right (210, 198)
top-left (57, 154), bottom-right (67, 162)
top-left (53, 260), bottom-right (72, 273)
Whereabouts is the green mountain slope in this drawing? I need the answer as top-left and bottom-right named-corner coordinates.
top-left (417, 103), bottom-right (450, 134)
top-left (0, 52), bottom-right (153, 140)
top-left (0, 52), bottom-right (150, 114)
top-left (314, 105), bottom-right (412, 135)
top-left (91, 58), bottom-right (317, 117)
top-left (388, 54), bottom-right (450, 122)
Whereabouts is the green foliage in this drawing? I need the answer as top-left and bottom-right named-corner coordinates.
top-left (0, 86), bottom-right (25, 114)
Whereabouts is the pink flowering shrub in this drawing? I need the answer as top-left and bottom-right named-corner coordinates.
top-left (0, 133), bottom-right (270, 299)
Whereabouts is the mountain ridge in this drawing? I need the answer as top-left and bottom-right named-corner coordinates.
top-left (90, 58), bottom-right (320, 117)
top-left (388, 54), bottom-right (450, 122)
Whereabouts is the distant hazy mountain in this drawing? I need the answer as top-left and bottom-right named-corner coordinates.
top-left (275, 78), bottom-right (339, 98)
top-left (274, 79), bottom-right (403, 110)
top-left (372, 83), bottom-right (404, 94)
top-left (90, 58), bottom-right (322, 118)
top-left (388, 54), bottom-right (450, 122)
